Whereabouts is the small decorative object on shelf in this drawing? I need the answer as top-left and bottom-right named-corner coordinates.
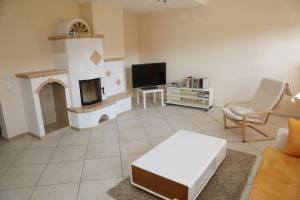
top-left (184, 76), bottom-right (209, 89)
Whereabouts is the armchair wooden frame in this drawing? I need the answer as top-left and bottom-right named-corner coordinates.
top-left (223, 101), bottom-right (273, 143)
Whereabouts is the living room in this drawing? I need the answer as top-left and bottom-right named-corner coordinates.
top-left (0, 0), bottom-right (300, 199)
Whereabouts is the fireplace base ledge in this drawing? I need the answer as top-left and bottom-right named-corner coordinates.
top-left (68, 92), bottom-right (132, 129)
top-left (68, 92), bottom-right (132, 113)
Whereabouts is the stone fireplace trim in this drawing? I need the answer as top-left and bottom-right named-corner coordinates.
top-left (35, 78), bottom-right (68, 94)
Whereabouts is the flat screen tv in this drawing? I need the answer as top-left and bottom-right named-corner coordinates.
top-left (132, 63), bottom-right (166, 88)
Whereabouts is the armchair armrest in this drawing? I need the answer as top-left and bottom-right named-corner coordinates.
top-left (275, 128), bottom-right (289, 149)
top-left (224, 101), bottom-right (249, 107)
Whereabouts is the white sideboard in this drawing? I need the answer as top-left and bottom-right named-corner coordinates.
top-left (166, 86), bottom-right (213, 111)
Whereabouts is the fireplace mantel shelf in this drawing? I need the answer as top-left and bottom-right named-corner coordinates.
top-left (48, 33), bottom-right (104, 41)
top-left (68, 92), bottom-right (133, 113)
top-left (15, 69), bottom-right (68, 79)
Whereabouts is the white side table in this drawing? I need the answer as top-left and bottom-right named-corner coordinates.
top-left (136, 88), bottom-right (164, 109)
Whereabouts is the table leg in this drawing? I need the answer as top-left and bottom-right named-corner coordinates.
top-left (143, 93), bottom-right (146, 109)
top-left (153, 93), bottom-right (156, 103)
top-left (161, 91), bottom-right (164, 107)
top-left (137, 92), bottom-right (140, 104)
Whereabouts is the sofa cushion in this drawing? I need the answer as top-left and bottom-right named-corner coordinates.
top-left (249, 147), bottom-right (300, 200)
top-left (283, 118), bottom-right (300, 158)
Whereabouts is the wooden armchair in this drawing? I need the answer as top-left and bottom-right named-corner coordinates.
top-left (222, 78), bottom-right (289, 142)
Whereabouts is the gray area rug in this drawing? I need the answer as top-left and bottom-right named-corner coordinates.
top-left (108, 149), bottom-right (256, 200)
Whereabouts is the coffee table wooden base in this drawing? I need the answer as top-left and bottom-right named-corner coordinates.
top-left (132, 166), bottom-right (188, 200)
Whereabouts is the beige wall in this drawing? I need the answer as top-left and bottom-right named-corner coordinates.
top-left (91, 2), bottom-right (125, 59)
top-left (124, 12), bottom-right (140, 90)
top-left (138, 0), bottom-right (300, 113)
top-left (80, 2), bottom-right (94, 33)
top-left (0, 0), bottom-right (80, 138)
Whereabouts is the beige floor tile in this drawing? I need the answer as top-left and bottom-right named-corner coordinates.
top-left (96, 120), bottom-right (118, 131)
top-left (0, 164), bottom-right (46, 190)
top-left (78, 178), bottom-right (122, 200)
top-left (158, 109), bottom-right (181, 117)
top-left (206, 109), bottom-right (224, 120)
top-left (38, 161), bottom-right (83, 186)
top-left (118, 128), bottom-right (148, 141)
top-left (82, 158), bottom-right (122, 181)
top-left (0, 150), bottom-right (22, 168)
top-left (230, 127), bottom-right (277, 142)
top-left (135, 106), bottom-right (158, 112)
top-left (86, 142), bottom-right (120, 159)
top-left (118, 111), bottom-right (140, 120)
top-left (240, 185), bottom-right (253, 200)
top-left (13, 148), bottom-right (55, 166)
top-left (249, 140), bottom-right (275, 152)
top-left (58, 131), bottom-right (90, 146)
top-left (120, 140), bottom-right (152, 156)
top-left (141, 117), bottom-right (168, 128)
top-left (30, 183), bottom-right (79, 200)
top-left (0, 136), bottom-right (33, 152)
top-left (178, 107), bottom-right (202, 115)
top-left (0, 188), bottom-right (34, 200)
top-left (228, 142), bottom-right (261, 156)
top-left (149, 136), bottom-right (169, 147)
top-left (138, 110), bottom-right (161, 118)
top-left (145, 126), bottom-right (174, 138)
top-left (89, 130), bottom-right (118, 144)
top-left (195, 121), bottom-right (224, 132)
top-left (186, 113), bottom-right (215, 123)
top-left (269, 115), bottom-right (288, 124)
top-left (50, 145), bottom-right (87, 163)
top-left (165, 116), bottom-right (191, 125)
top-left (121, 154), bottom-right (141, 177)
top-left (206, 129), bottom-right (242, 142)
top-left (27, 133), bottom-right (62, 149)
top-left (170, 122), bottom-right (201, 132)
top-left (117, 119), bottom-right (143, 130)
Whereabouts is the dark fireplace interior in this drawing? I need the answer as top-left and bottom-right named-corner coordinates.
top-left (79, 78), bottom-right (102, 105)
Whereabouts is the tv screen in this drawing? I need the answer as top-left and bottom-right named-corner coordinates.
top-left (132, 63), bottom-right (166, 88)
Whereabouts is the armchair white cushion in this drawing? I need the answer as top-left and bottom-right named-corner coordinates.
top-left (229, 106), bottom-right (260, 119)
top-left (275, 128), bottom-right (289, 149)
top-left (222, 107), bottom-right (263, 123)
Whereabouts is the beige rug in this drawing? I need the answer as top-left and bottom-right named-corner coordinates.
top-left (108, 149), bottom-right (256, 200)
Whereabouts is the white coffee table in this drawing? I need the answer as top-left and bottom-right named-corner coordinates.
top-left (130, 130), bottom-right (227, 200)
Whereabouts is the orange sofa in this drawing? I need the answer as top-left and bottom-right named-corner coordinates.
top-left (249, 128), bottom-right (300, 200)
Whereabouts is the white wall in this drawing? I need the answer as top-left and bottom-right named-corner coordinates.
top-left (138, 0), bottom-right (300, 107)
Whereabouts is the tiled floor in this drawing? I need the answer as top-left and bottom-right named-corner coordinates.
top-left (0, 99), bottom-right (288, 200)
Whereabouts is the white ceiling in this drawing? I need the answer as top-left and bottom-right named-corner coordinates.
top-left (74, 0), bottom-right (206, 13)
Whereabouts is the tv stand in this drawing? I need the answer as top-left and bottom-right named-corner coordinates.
top-left (141, 86), bottom-right (159, 90)
top-left (136, 88), bottom-right (164, 109)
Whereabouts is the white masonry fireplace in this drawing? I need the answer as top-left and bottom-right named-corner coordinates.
top-left (15, 19), bottom-right (132, 138)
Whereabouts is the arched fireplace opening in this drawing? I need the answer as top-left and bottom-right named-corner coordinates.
top-left (39, 82), bottom-right (69, 133)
